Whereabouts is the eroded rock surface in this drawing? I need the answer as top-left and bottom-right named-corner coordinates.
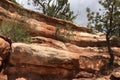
top-left (0, 0), bottom-right (120, 80)
top-left (110, 68), bottom-right (120, 80)
top-left (0, 35), bottom-right (12, 80)
top-left (5, 43), bottom-right (79, 80)
top-left (3, 43), bottom-right (111, 80)
top-left (0, 38), bottom-right (11, 62)
top-left (79, 55), bottom-right (109, 73)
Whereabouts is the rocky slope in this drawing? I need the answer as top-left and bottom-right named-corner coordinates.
top-left (0, 0), bottom-right (120, 80)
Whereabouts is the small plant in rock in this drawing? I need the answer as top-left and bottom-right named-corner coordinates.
top-left (112, 37), bottom-right (120, 42)
top-left (0, 18), bottom-right (31, 42)
top-left (111, 37), bottom-right (120, 46)
top-left (55, 25), bottom-right (76, 42)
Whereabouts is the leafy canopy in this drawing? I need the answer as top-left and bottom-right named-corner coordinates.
top-left (28, 0), bottom-right (76, 21)
top-left (86, 0), bottom-right (120, 65)
top-left (87, 0), bottom-right (120, 36)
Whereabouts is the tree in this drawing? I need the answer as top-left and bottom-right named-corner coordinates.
top-left (86, 0), bottom-right (120, 65)
top-left (29, 0), bottom-right (76, 21)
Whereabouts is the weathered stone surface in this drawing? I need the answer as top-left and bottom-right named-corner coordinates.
top-left (4, 43), bottom-right (111, 80)
top-left (15, 78), bottom-right (26, 80)
top-left (1, 0), bottom-right (120, 80)
top-left (73, 78), bottom-right (94, 80)
top-left (73, 75), bottom-right (110, 80)
top-left (75, 71), bottom-right (94, 78)
top-left (0, 38), bottom-right (10, 60)
top-left (95, 78), bottom-right (109, 80)
top-left (0, 0), bottom-right (109, 47)
top-left (110, 68), bottom-right (120, 80)
top-left (0, 36), bottom-right (12, 80)
top-left (26, 18), bottom-right (56, 38)
top-left (79, 55), bottom-right (109, 73)
top-left (0, 73), bottom-right (7, 80)
top-left (65, 43), bottom-right (105, 54)
top-left (31, 36), bottom-right (68, 50)
top-left (5, 43), bottom-right (79, 79)
top-left (0, 36), bottom-right (11, 71)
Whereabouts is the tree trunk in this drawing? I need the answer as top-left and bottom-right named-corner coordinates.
top-left (106, 35), bottom-right (114, 65)
top-left (119, 27), bottom-right (120, 37)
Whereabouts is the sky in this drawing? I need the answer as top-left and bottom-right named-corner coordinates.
top-left (16, 0), bottom-right (101, 26)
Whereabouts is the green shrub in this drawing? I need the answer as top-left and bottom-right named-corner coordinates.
top-left (112, 37), bottom-right (120, 42)
top-left (0, 19), bottom-right (31, 42)
top-left (55, 25), bottom-right (76, 42)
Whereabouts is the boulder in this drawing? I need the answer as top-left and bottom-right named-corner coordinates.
top-left (5, 43), bottom-right (80, 80)
top-left (0, 35), bottom-right (12, 80)
top-left (71, 55), bottom-right (109, 79)
top-left (0, 73), bottom-right (7, 80)
top-left (79, 55), bottom-right (109, 73)
top-left (110, 68), bottom-right (120, 80)
top-left (0, 38), bottom-right (10, 61)
top-left (0, 35), bottom-right (11, 71)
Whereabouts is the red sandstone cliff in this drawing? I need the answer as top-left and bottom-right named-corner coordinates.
top-left (0, 0), bottom-right (120, 80)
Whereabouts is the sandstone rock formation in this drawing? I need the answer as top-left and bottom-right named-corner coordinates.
top-left (0, 0), bottom-right (107, 47)
top-left (0, 35), bottom-right (12, 80)
top-left (0, 73), bottom-right (7, 80)
top-left (110, 68), bottom-right (120, 80)
top-left (3, 43), bottom-right (110, 80)
top-left (5, 43), bottom-right (79, 80)
top-left (0, 35), bottom-right (11, 70)
top-left (0, 0), bottom-right (120, 80)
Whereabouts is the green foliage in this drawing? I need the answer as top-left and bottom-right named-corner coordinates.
top-left (86, 0), bottom-right (120, 65)
top-left (86, 8), bottom-right (103, 32)
top-left (112, 37), bottom-right (120, 43)
top-left (55, 25), bottom-right (75, 42)
top-left (31, 0), bottom-right (76, 22)
top-left (111, 37), bottom-right (120, 47)
top-left (0, 19), bottom-right (31, 42)
top-left (87, 0), bottom-right (120, 35)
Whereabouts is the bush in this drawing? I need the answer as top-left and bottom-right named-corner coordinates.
top-left (55, 25), bottom-right (76, 42)
top-left (0, 19), bottom-right (31, 42)
top-left (112, 37), bottom-right (120, 42)
top-left (111, 37), bottom-right (120, 46)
